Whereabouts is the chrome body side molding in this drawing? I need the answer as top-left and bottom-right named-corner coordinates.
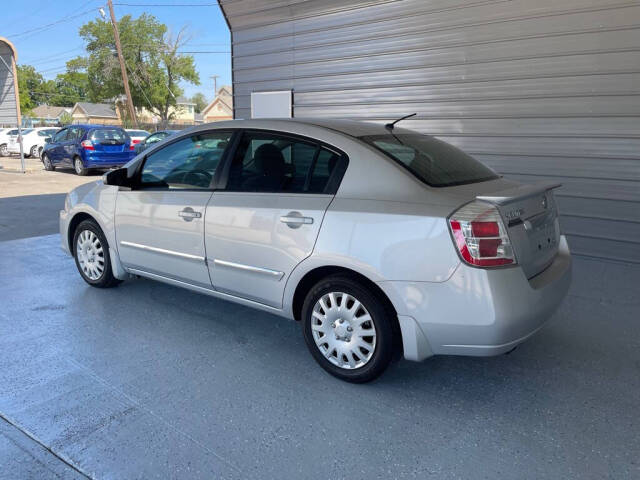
top-left (212, 258), bottom-right (285, 280)
top-left (120, 241), bottom-right (205, 262)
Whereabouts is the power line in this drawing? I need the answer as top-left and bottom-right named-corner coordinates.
top-left (7, 3), bottom-right (100, 39)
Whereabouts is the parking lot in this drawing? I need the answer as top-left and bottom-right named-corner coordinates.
top-left (1, 159), bottom-right (639, 479)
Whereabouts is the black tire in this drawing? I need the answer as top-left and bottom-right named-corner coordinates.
top-left (301, 274), bottom-right (395, 383)
top-left (30, 145), bottom-right (38, 157)
top-left (0, 144), bottom-right (7, 156)
top-left (74, 156), bottom-right (88, 176)
top-left (72, 219), bottom-right (121, 288)
top-left (42, 153), bottom-right (55, 171)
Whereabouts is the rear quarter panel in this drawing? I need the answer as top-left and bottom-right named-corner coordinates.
top-left (283, 198), bottom-right (461, 316)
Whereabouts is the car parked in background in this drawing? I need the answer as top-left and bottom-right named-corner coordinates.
top-left (7, 127), bottom-right (59, 158)
top-left (0, 128), bottom-right (19, 156)
top-left (134, 129), bottom-right (178, 154)
top-left (125, 129), bottom-right (150, 147)
top-left (42, 124), bottom-right (136, 175)
top-left (59, 119), bottom-right (572, 382)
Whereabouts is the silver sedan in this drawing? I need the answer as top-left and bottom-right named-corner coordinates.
top-left (60, 118), bottom-right (571, 382)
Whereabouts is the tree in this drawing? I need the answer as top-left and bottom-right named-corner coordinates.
top-left (48, 58), bottom-right (91, 106)
top-left (73, 14), bottom-right (200, 126)
top-left (190, 92), bottom-right (208, 113)
top-left (16, 65), bottom-right (53, 114)
top-left (59, 111), bottom-right (73, 126)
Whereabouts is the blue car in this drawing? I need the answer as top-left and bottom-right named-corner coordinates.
top-left (41, 124), bottom-right (136, 175)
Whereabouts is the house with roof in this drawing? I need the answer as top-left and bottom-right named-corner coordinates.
top-left (201, 86), bottom-right (233, 123)
top-left (28, 105), bottom-right (72, 126)
top-left (135, 96), bottom-right (199, 125)
top-left (71, 102), bottom-right (120, 125)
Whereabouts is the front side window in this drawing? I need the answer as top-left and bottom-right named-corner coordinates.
top-left (146, 132), bottom-right (168, 146)
top-left (360, 133), bottom-right (498, 187)
top-left (52, 129), bottom-right (67, 143)
top-left (140, 131), bottom-right (232, 190)
top-left (225, 131), bottom-right (344, 194)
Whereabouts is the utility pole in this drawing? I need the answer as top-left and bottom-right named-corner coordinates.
top-left (106, 0), bottom-right (138, 127)
top-left (210, 75), bottom-right (219, 95)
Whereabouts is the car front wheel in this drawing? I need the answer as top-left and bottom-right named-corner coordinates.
top-left (301, 274), bottom-right (395, 383)
top-left (73, 219), bottom-right (121, 288)
top-left (74, 156), bottom-right (88, 176)
top-left (0, 144), bottom-right (8, 156)
top-left (30, 145), bottom-right (38, 157)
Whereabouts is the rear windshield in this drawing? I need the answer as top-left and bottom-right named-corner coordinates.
top-left (360, 133), bottom-right (499, 187)
top-left (127, 130), bottom-right (149, 137)
top-left (90, 128), bottom-right (128, 144)
top-left (13, 129), bottom-right (33, 135)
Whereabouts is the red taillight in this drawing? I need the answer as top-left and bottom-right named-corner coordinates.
top-left (471, 221), bottom-right (500, 237)
top-left (132, 139), bottom-right (141, 144)
top-left (129, 143), bottom-right (135, 150)
top-left (81, 140), bottom-right (94, 150)
top-left (449, 202), bottom-right (515, 267)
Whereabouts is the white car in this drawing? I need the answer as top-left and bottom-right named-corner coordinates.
top-left (0, 128), bottom-right (19, 156)
top-left (60, 119), bottom-right (572, 382)
top-left (7, 127), bottom-right (59, 158)
top-left (125, 129), bottom-right (150, 147)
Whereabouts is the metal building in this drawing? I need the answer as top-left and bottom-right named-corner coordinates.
top-left (0, 37), bottom-right (20, 127)
top-left (219, 0), bottom-right (640, 263)
top-left (0, 36), bottom-right (26, 172)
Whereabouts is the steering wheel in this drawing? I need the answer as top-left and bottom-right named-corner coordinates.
top-left (182, 170), bottom-right (212, 188)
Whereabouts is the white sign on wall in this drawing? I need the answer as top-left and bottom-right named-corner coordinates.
top-left (251, 90), bottom-right (292, 118)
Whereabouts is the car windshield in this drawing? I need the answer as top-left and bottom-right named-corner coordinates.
top-left (360, 133), bottom-right (499, 187)
top-left (128, 130), bottom-right (149, 136)
top-left (15, 129), bottom-right (33, 135)
top-left (90, 128), bottom-right (128, 144)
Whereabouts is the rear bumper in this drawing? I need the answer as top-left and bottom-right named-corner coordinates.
top-left (379, 235), bottom-right (572, 361)
top-left (83, 152), bottom-right (135, 168)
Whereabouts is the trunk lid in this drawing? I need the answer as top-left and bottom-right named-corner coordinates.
top-left (477, 182), bottom-right (561, 279)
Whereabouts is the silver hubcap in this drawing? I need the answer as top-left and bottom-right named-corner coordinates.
top-left (311, 292), bottom-right (377, 370)
top-left (76, 230), bottom-right (104, 280)
top-left (75, 158), bottom-right (83, 173)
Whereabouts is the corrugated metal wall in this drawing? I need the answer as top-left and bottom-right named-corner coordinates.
top-left (220, 0), bottom-right (640, 263)
top-left (0, 40), bottom-right (18, 126)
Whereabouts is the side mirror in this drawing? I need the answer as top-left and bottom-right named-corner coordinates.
top-left (44, 137), bottom-right (51, 143)
top-left (103, 167), bottom-right (131, 188)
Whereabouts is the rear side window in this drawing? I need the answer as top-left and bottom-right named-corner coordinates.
top-left (90, 128), bottom-right (128, 144)
top-left (225, 131), bottom-right (346, 194)
top-left (360, 133), bottom-right (498, 187)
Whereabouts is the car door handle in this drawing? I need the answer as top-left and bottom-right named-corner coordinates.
top-left (178, 207), bottom-right (202, 222)
top-left (280, 212), bottom-right (313, 228)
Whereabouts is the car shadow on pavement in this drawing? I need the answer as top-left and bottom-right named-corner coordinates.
top-left (0, 194), bottom-right (67, 241)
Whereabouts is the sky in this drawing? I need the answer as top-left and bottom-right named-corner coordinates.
top-left (2, 0), bottom-right (232, 102)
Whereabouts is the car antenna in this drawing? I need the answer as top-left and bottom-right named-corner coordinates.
top-left (385, 113), bottom-right (417, 131)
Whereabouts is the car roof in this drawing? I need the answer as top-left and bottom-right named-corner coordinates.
top-left (69, 124), bottom-right (124, 130)
top-left (195, 118), bottom-right (395, 138)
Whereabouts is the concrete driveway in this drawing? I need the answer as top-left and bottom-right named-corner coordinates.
top-left (0, 167), bottom-right (638, 479)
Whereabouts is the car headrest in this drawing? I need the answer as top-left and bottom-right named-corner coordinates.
top-left (254, 143), bottom-right (285, 177)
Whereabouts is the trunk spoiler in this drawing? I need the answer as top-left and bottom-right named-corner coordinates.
top-left (476, 182), bottom-right (561, 206)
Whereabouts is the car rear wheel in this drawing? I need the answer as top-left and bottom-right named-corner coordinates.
top-left (42, 153), bottom-right (55, 171)
top-left (30, 145), bottom-right (38, 157)
top-left (0, 144), bottom-right (8, 156)
top-left (73, 219), bottom-right (121, 288)
top-left (74, 156), bottom-right (88, 176)
top-left (301, 274), bottom-right (394, 383)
